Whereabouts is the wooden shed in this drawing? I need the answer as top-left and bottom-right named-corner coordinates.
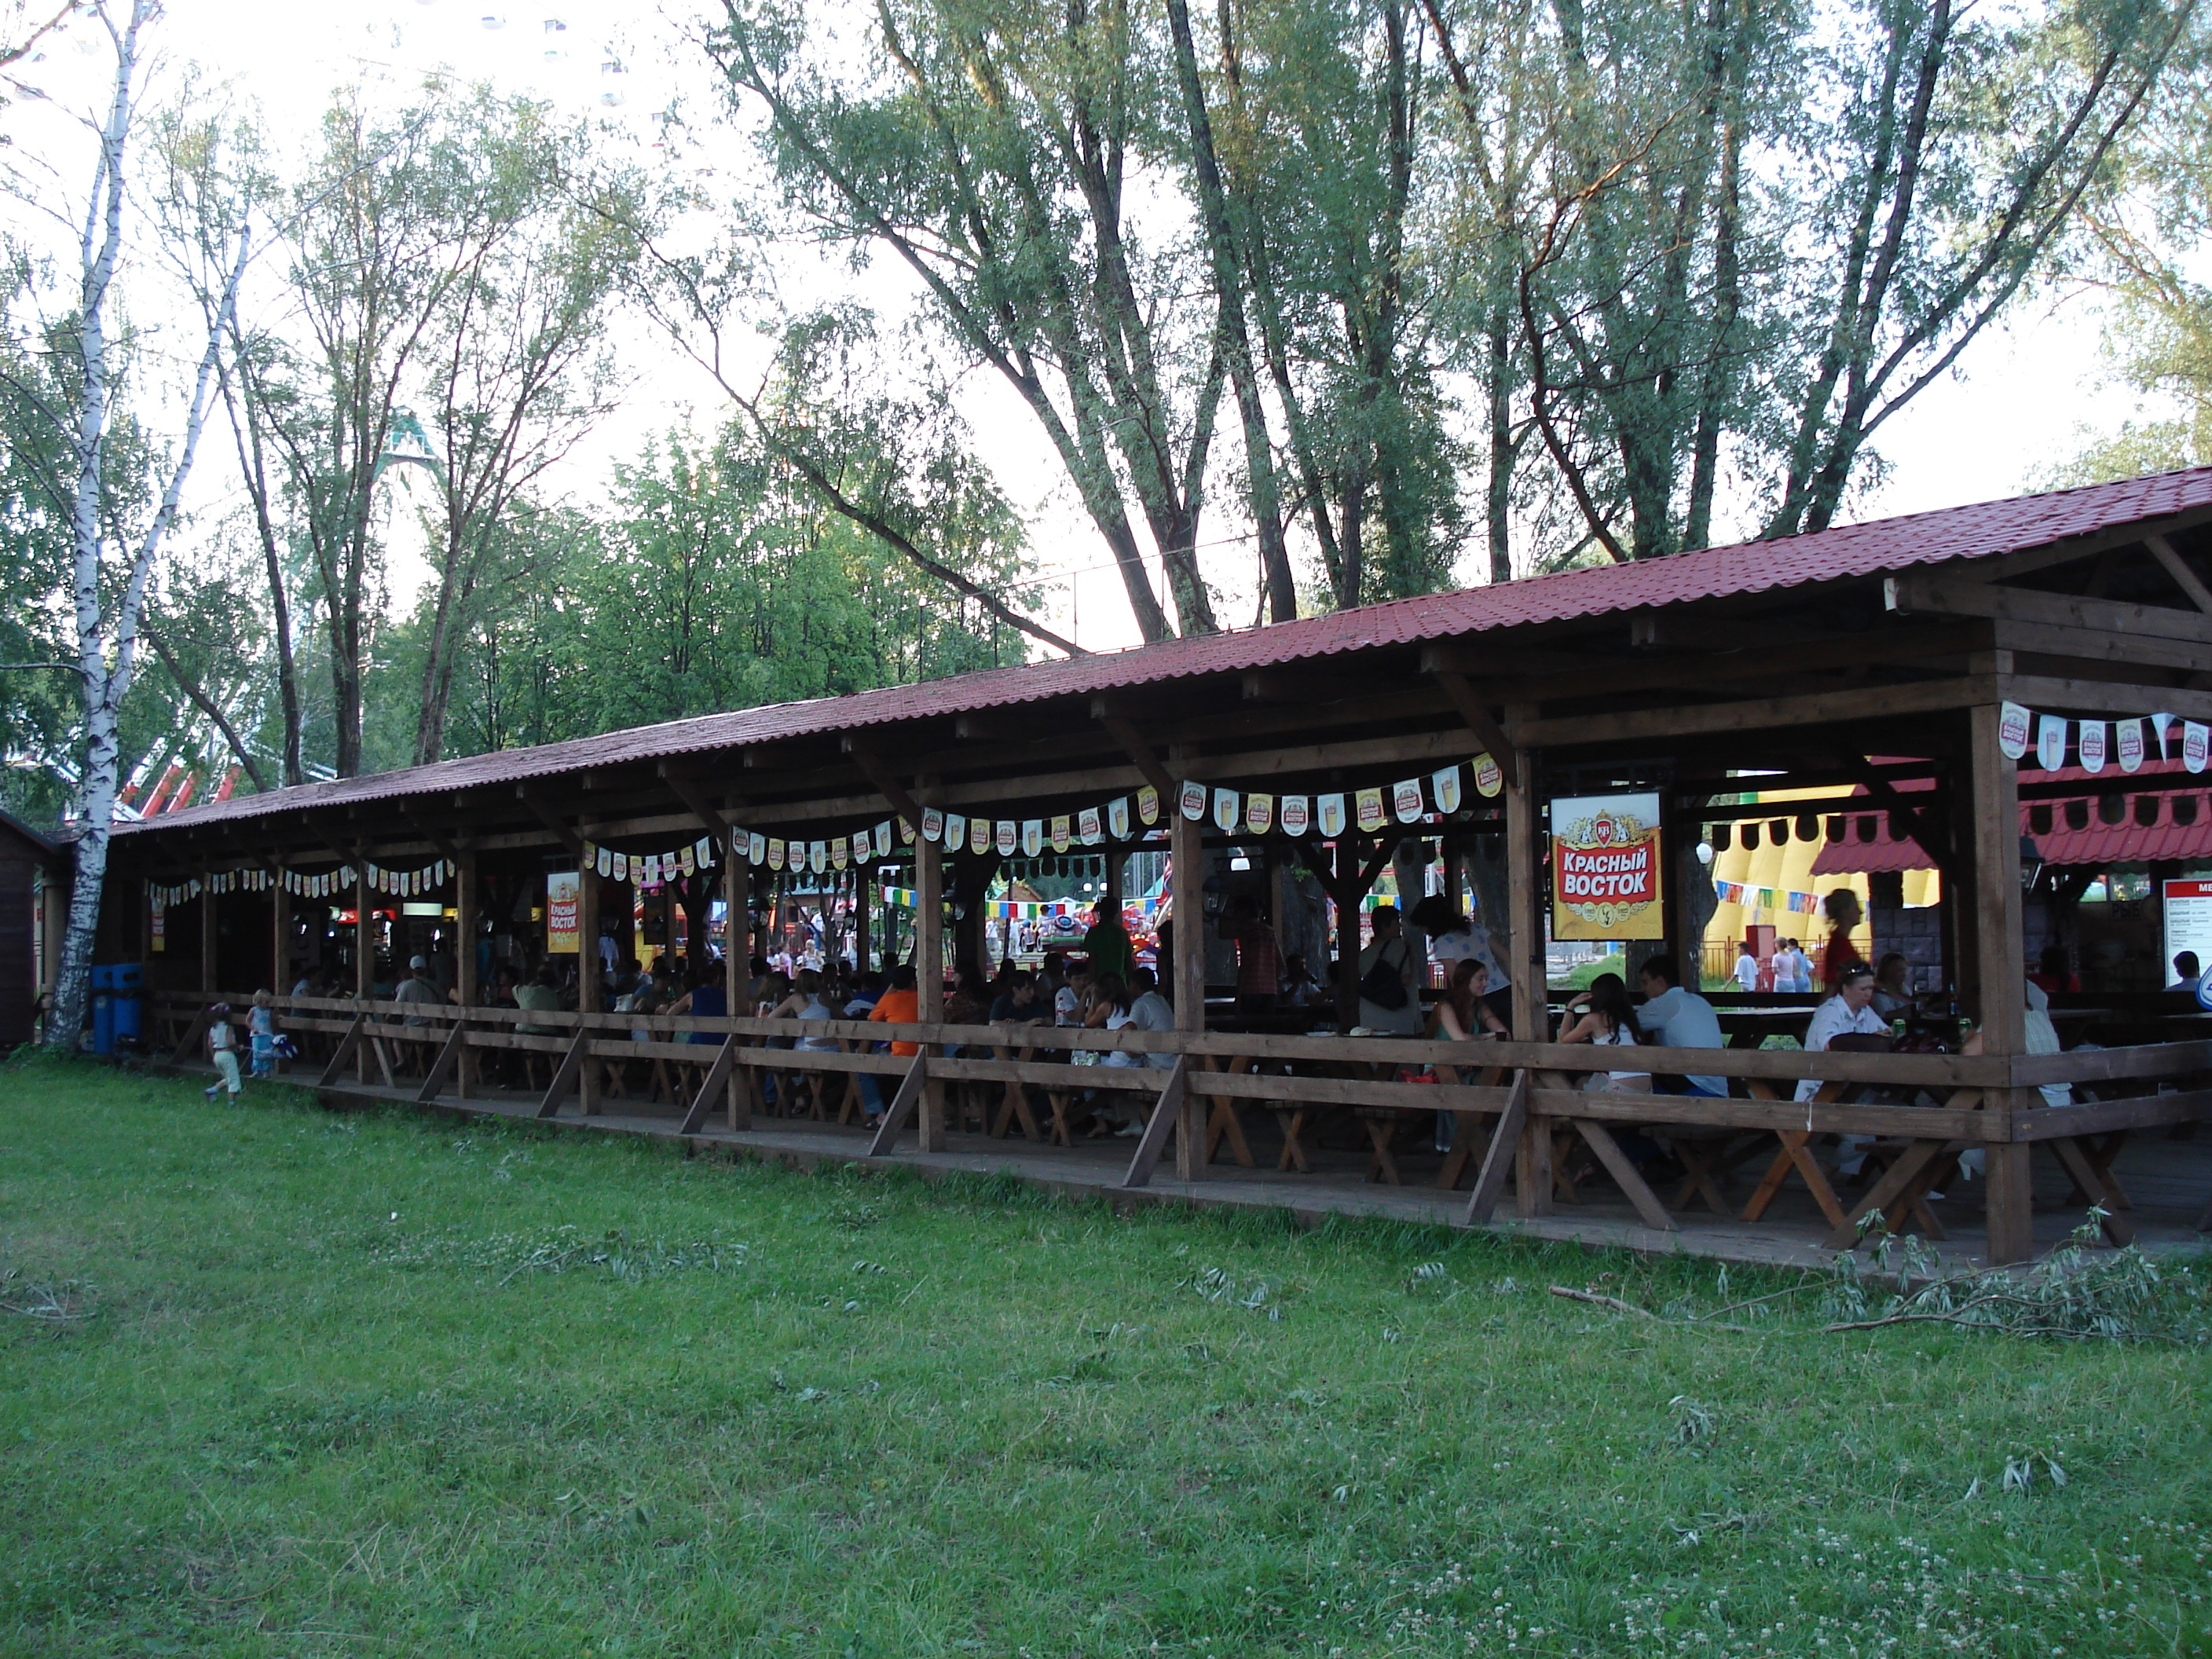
top-left (0, 807), bottom-right (66, 1052)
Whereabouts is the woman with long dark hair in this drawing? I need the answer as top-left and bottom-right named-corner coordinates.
top-left (1557, 972), bottom-right (1650, 1092)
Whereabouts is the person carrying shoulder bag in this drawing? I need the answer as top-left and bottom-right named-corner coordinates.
top-left (1356, 905), bottom-right (1425, 1035)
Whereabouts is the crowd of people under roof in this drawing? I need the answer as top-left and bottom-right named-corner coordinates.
top-left (205, 875), bottom-right (2193, 1163)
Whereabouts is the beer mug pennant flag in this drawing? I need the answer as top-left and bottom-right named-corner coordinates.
top-left (2034, 715), bottom-right (2068, 771)
top-left (1473, 753), bottom-right (1503, 799)
top-left (1179, 780), bottom-right (1208, 822)
top-left (748, 832), bottom-right (767, 865)
top-left (940, 812), bottom-right (963, 851)
top-left (969, 816), bottom-right (991, 855)
top-left (1996, 701), bottom-right (2031, 760)
top-left (1107, 796), bottom-right (1131, 840)
top-left (1245, 793), bottom-right (1273, 835)
top-left (810, 840), bottom-right (828, 874)
top-left (995, 820), bottom-right (1017, 857)
top-left (2187, 721), bottom-right (2210, 775)
top-left (1432, 765), bottom-right (1463, 815)
top-left (1392, 778), bottom-right (1424, 823)
top-left (1051, 815), bottom-right (1071, 851)
top-left (695, 835), bottom-right (716, 868)
top-left (2116, 719), bottom-right (2145, 773)
top-left (613, 851), bottom-right (629, 881)
top-left (595, 844), bottom-right (613, 877)
top-left (1280, 794), bottom-right (1310, 837)
top-left (1317, 793), bottom-right (1347, 837)
top-left (2077, 720), bottom-right (2108, 774)
top-left (1211, 788), bottom-right (1239, 832)
top-left (921, 808), bottom-right (943, 844)
top-left (2152, 712), bottom-right (2174, 759)
top-left (1021, 819), bottom-right (1044, 858)
top-left (1137, 785), bottom-right (1160, 826)
top-left (876, 822), bottom-right (894, 859)
top-left (1079, 806), bottom-right (1104, 845)
top-left (1355, 786), bottom-right (1387, 833)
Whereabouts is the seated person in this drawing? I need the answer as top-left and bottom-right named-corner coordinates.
top-left (988, 969), bottom-right (1047, 1024)
top-left (1126, 968), bottom-right (1177, 1068)
top-left (1432, 958), bottom-right (1508, 1041)
top-left (1280, 953), bottom-right (1327, 1008)
top-left (1557, 972), bottom-right (1649, 1093)
top-left (1796, 964), bottom-right (1887, 1101)
top-left (2027, 943), bottom-right (2080, 997)
top-left (1962, 980), bottom-right (2075, 1107)
top-left (1634, 954), bottom-right (1727, 1097)
top-left (1869, 951), bottom-right (1914, 1020)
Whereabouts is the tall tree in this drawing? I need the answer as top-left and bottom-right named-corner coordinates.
top-left (712, 0), bottom-right (1226, 640)
top-left (13, 0), bottom-right (253, 1048)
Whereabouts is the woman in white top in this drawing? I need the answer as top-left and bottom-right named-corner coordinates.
top-left (1558, 973), bottom-right (1650, 1091)
top-left (768, 969), bottom-right (840, 1052)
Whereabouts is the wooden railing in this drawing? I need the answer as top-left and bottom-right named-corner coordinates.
top-left (142, 991), bottom-right (2210, 1251)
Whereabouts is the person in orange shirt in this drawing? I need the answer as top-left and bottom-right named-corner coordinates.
top-left (855, 963), bottom-right (922, 1128)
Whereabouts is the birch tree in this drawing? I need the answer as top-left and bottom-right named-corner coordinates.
top-left (31, 0), bottom-right (251, 1048)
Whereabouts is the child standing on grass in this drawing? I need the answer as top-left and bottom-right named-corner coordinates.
top-left (247, 990), bottom-right (277, 1077)
top-left (204, 1005), bottom-right (243, 1101)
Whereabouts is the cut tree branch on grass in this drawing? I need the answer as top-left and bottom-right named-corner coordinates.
top-left (1547, 1284), bottom-right (1753, 1333)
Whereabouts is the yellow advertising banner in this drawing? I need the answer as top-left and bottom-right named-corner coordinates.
top-left (1549, 792), bottom-right (1664, 941)
top-left (546, 871), bottom-right (581, 954)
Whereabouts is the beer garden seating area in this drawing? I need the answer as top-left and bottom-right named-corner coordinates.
top-left (107, 468), bottom-right (2212, 1265)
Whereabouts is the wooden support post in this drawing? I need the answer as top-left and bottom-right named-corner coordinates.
top-left (1170, 799), bottom-right (1206, 1179)
top-left (270, 881), bottom-right (290, 998)
top-left (1968, 698), bottom-right (2035, 1265)
top-left (353, 866), bottom-right (372, 1083)
top-left (454, 854), bottom-right (478, 1096)
top-left (914, 826), bottom-right (945, 1152)
top-left (1122, 1059), bottom-right (1186, 1188)
top-left (1463, 1070), bottom-right (1528, 1225)
top-left (536, 1028), bottom-right (589, 1119)
top-left (1501, 721), bottom-right (1551, 1215)
top-left (200, 885), bottom-right (218, 998)
top-left (724, 847), bottom-right (747, 1126)
top-left (415, 1019), bottom-right (470, 1104)
top-left (866, 1053), bottom-right (930, 1156)
top-left (679, 1035), bottom-right (741, 1135)
top-left (577, 867), bottom-right (602, 1115)
top-left (855, 857), bottom-right (873, 972)
top-left (316, 1014), bottom-right (365, 1089)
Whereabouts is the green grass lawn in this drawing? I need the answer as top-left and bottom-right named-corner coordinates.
top-left (3, 1057), bottom-right (2210, 1659)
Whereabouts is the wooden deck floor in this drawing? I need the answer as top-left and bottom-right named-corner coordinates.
top-left (163, 1060), bottom-right (2212, 1273)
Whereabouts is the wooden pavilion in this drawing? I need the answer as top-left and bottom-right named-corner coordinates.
top-left (99, 467), bottom-right (2212, 1262)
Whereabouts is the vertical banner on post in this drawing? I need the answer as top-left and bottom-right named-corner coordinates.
top-left (1548, 792), bottom-right (1664, 942)
top-left (547, 871), bottom-right (581, 954)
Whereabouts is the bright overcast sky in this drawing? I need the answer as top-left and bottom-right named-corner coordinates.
top-left (22, 0), bottom-right (2157, 655)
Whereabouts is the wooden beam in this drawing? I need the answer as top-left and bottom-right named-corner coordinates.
top-left (1990, 615), bottom-right (2211, 676)
top-left (2144, 532), bottom-right (2212, 618)
top-left (1120, 1059), bottom-right (1187, 1188)
top-left (1888, 571), bottom-right (2212, 648)
top-left (1515, 676), bottom-right (1991, 749)
top-left (1463, 1068), bottom-right (1527, 1225)
top-left (2000, 674), bottom-right (2212, 724)
top-left (656, 764), bottom-right (732, 833)
top-left (414, 1020), bottom-right (470, 1104)
top-left (678, 1036), bottom-right (741, 1134)
top-left (1091, 704), bottom-right (1178, 798)
top-left (1967, 699), bottom-right (2033, 1267)
top-left (840, 738), bottom-right (927, 830)
top-left (535, 1028), bottom-right (591, 1119)
top-left (1242, 669), bottom-right (1361, 703)
top-left (864, 1053), bottom-right (930, 1156)
top-left (1431, 669), bottom-right (1519, 787)
top-left (315, 1014), bottom-right (365, 1088)
top-left (515, 787), bottom-right (586, 858)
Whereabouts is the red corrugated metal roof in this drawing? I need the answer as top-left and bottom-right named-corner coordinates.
top-left (124, 463), bottom-right (2212, 837)
top-left (1814, 758), bottom-right (2212, 872)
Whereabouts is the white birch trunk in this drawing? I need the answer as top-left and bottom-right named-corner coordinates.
top-left (46, 0), bottom-right (254, 1049)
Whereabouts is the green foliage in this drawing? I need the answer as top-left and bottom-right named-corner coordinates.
top-left (4, 1061), bottom-right (2211, 1655)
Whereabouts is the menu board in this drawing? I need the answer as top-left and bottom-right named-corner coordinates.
top-left (2163, 879), bottom-right (2212, 1000)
